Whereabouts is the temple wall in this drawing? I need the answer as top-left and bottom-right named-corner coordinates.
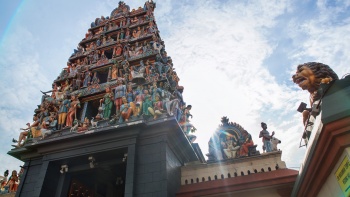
top-left (181, 151), bottom-right (286, 185)
top-left (317, 148), bottom-right (350, 197)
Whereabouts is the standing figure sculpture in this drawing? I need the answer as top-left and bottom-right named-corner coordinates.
top-left (100, 86), bottom-right (114, 120)
top-left (66, 94), bottom-right (80, 127)
top-left (111, 65), bottom-right (118, 80)
top-left (161, 85), bottom-right (179, 116)
top-left (114, 80), bottom-right (127, 117)
top-left (113, 41), bottom-right (123, 57)
top-left (58, 95), bottom-right (70, 130)
top-left (134, 88), bottom-right (143, 116)
top-left (83, 69), bottom-right (92, 87)
top-left (141, 89), bottom-right (153, 117)
top-left (259, 122), bottom-right (274, 153)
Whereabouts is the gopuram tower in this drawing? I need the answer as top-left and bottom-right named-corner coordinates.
top-left (8, 1), bottom-right (203, 196)
top-left (6, 1), bottom-right (298, 197)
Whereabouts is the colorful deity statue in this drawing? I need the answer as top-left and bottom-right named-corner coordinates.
top-left (83, 69), bottom-right (92, 87)
top-left (161, 85), bottom-right (179, 116)
top-left (77, 117), bottom-right (90, 133)
top-left (141, 89), bottom-right (153, 117)
top-left (0, 170), bottom-right (9, 192)
top-left (113, 41), bottom-right (123, 57)
top-left (111, 64), bottom-right (118, 80)
top-left (240, 130), bottom-right (254, 156)
top-left (66, 94), bottom-right (80, 127)
top-left (7, 170), bottom-right (18, 192)
top-left (100, 86), bottom-right (114, 120)
top-left (114, 80), bottom-right (127, 116)
top-left (207, 117), bottom-right (258, 162)
top-left (222, 136), bottom-right (240, 159)
top-left (58, 94), bottom-right (70, 130)
top-left (91, 72), bottom-right (100, 85)
top-left (134, 86), bottom-right (144, 116)
top-left (120, 96), bottom-right (133, 122)
top-left (130, 60), bottom-right (146, 84)
top-left (149, 95), bottom-right (163, 119)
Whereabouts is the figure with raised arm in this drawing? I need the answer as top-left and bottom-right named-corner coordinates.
top-left (15, 123), bottom-right (30, 147)
top-left (259, 122), bottom-right (274, 153)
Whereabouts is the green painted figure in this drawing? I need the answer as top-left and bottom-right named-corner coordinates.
top-left (101, 86), bottom-right (114, 119)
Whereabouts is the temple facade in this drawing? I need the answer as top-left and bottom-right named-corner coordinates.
top-left (3, 1), bottom-right (300, 197)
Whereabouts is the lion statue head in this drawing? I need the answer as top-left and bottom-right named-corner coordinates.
top-left (292, 62), bottom-right (338, 103)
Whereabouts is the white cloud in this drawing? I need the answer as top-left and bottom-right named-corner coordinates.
top-left (0, 26), bottom-right (50, 174)
top-left (156, 0), bottom-right (308, 167)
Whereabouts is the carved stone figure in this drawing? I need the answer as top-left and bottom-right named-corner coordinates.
top-left (149, 95), bottom-right (163, 119)
top-left (113, 41), bottom-right (123, 57)
top-left (77, 117), bottom-right (89, 132)
top-left (207, 117), bottom-right (258, 161)
top-left (120, 28), bottom-right (125, 40)
top-left (58, 95), bottom-right (70, 130)
top-left (7, 170), bottom-right (18, 192)
top-left (66, 95), bottom-right (80, 127)
top-left (114, 80), bottom-right (127, 116)
top-left (292, 62), bottom-right (339, 125)
top-left (131, 60), bottom-right (146, 84)
top-left (120, 96), bottom-right (133, 122)
top-left (134, 87), bottom-right (143, 116)
top-left (271, 136), bottom-right (281, 151)
top-left (259, 122), bottom-right (274, 153)
top-left (125, 86), bottom-right (136, 115)
top-left (14, 123), bottom-right (31, 147)
top-left (74, 73), bottom-right (82, 90)
top-left (111, 65), bottom-right (118, 80)
top-left (91, 72), bottom-right (100, 85)
top-left (125, 28), bottom-right (130, 39)
top-left (0, 170), bottom-right (9, 191)
top-left (239, 130), bottom-right (254, 156)
top-left (161, 86), bottom-right (179, 116)
top-left (107, 35), bottom-right (114, 44)
top-left (101, 86), bottom-right (114, 120)
top-left (131, 16), bottom-right (138, 24)
top-left (222, 136), bottom-right (240, 159)
top-left (141, 89), bottom-right (153, 116)
top-left (83, 69), bottom-right (92, 87)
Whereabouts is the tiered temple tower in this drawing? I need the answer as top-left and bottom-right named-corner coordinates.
top-left (7, 1), bottom-right (299, 197)
top-left (8, 1), bottom-right (203, 197)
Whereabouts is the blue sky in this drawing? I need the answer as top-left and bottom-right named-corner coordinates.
top-left (0, 0), bottom-right (350, 174)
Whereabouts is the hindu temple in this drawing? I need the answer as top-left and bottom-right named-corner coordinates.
top-left (2, 1), bottom-right (306, 197)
